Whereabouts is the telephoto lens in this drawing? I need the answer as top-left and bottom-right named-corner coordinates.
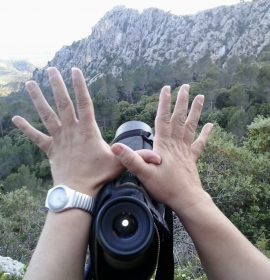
top-left (113, 212), bottom-right (137, 238)
top-left (96, 196), bottom-right (155, 269)
top-left (88, 121), bottom-right (173, 280)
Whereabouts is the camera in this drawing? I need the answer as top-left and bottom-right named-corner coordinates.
top-left (87, 121), bottom-right (174, 280)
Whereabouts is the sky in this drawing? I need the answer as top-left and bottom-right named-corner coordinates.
top-left (0, 0), bottom-right (249, 66)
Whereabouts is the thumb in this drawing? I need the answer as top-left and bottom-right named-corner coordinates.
top-left (191, 123), bottom-right (213, 161)
top-left (137, 149), bottom-right (161, 165)
top-left (111, 143), bottom-right (151, 177)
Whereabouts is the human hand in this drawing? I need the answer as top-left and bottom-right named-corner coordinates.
top-left (111, 85), bottom-right (213, 212)
top-left (12, 67), bottom-right (160, 196)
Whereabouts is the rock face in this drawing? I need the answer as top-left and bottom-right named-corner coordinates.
top-left (34, 0), bottom-right (270, 87)
top-left (0, 256), bottom-right (25, 277)
top-left (0, 59), bottom-right (35, 96)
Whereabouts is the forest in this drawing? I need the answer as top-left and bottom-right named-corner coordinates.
top-left (0, 45), bottom-right (270, 279)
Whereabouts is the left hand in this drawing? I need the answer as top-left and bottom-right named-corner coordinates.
top-left (12, 67), bottom-right (160, 196)
top-left (111, 85), bottom-right (213, 212)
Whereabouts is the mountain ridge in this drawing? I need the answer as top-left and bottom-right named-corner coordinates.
top-left (0, 59), bottom-right (35, 96)
top-left (33, 0), bottom-right (270, 88)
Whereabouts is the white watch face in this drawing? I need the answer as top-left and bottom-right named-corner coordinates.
top-left (48, 187), bottom-right (68, 211)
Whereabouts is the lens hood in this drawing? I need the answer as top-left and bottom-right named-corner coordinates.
top-left (114, 121), bottom-right (153, 139)
top-left (95, 196), bottom-right (154, 261)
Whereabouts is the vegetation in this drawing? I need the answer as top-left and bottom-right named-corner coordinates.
top-left (0, 271), bottom-right (23, 280)
top-left (0, 46), bottom-right (270, 278)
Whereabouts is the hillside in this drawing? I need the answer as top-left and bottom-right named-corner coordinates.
top-left (0, 59), bottom-right (35, 96)
top-left (0, 1), bottom-right (270, 278)
top-left (1, 0), bottom-right (270, 134)
top-left (34, 0), bottom-right (270, 87)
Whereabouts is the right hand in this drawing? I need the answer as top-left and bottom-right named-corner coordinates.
top-left (111, 84), bottom-right (213, 213)
top-left (12, 67), bottom-right (160, 197)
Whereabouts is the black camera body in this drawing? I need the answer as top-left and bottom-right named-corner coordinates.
top-left (88, 121), bottom-right (174, 280)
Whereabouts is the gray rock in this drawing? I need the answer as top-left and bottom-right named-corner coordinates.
top-left (34, 0), bottom-right (270, 87)
top-left (0, 256), bottom-right (25, 277)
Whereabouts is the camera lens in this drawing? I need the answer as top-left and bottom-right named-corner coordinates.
top-left (96, 196), bottom-right (154, 260)
top-left (113, 213), bottom-right (138, 238)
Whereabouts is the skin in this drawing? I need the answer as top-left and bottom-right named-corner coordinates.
top-left (111, 84), bottom-right (270, 279)
top-left (12, 67), bottom-right (161, 280)
top-left (12, 67), bottom-right (270, 279)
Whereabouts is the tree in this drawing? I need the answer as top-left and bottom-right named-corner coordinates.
top-left (199, 125), bottom-right (270, 246)
top-left (1, 165), bottom-right (42, 193)
top-left (256, 65), bottom-right (270, 103)
top-left (227, 108), bottom-right (248, 137)
top-left (228, 83), bottom-right (249, 109)
top-left (243, 116), bottom-right (270, 157)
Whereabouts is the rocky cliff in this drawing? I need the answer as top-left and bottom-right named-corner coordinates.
top-left (34, 0), bottom-right (270, 87)
top-left (0, 256), bottom-right (25, 277)
top-left (0, 60), bottom-right (35, 96)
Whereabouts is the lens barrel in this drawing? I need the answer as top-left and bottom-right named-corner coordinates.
top-left (88, 121), bottom-right (165, 279)
top-left (113, 213), bottom-right (138, 238)
top-left (95, 196), bottom-right (154, 265)
top-left (114, 121), bottom-right (153, 140)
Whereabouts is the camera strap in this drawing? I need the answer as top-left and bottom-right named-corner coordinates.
top-left (155, 207), bottom-right (174, 280)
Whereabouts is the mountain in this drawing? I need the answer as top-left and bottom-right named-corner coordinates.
top-left (34, 0), bottom-right (270, 88)
top-left (0, 60), bottom-right (35, 96)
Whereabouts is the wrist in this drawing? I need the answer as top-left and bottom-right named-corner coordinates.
top-left (46, 208), bottom-right (91, 225)
top-left (52, 178), bottom-right (102, 197)
top-left (46, 185), bottom-right (96, 214)
top-left (171, 189), bottom-right (213, 219)
top-left (175, 192), bottom-right (217, 232)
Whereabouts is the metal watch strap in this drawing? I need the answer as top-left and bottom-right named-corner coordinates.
top-left (73, 191), bottom-right (95, 213)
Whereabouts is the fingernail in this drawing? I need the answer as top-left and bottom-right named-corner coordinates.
top-left (181, 84), bottom-right (190, 93)
top-left (197, 95), bottom-right (204, 106)
top-left (11, 116), bottom-right (18, 123)
top-left (11, 116), bottom-right (21, 126)
top-left (207, 123), bottom-right (214, 131)
top-left (72, 67), bottom-right (80, 79)
top-left (47, 67), bottom-right (57, 78)
top-left (112, 144), bottom-right (124, 156)
top-left (25, 81), bottom-right (36, 92)
top-left (163, 85), bottom-right (171, 95)
top-left (151, 155), bottom-right (162, 164)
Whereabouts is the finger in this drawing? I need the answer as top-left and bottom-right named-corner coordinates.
top-left (183, 95), bottom-right (205, 144)
top-left (111, 143), bottom-right (151, 179)
top-left (155, 85), bottom-right (171, 138)
top-left (191, 123), bottom-right (213, 161)
top-left (47, 67), bottom-right (77, 125)
top-left (72, 68), bottom-right (95, 129)
top-left (136, 149), bottom-right (161, 165)
top-left (25, 81), bottom-right (61, 135)
top-left (171, 84), bottom-right (189, 137)
top-left (12, 116), bottom-right (52, 153)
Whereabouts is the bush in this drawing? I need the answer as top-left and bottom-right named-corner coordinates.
top-left (0, 187), bottom-right (46, 263)
top-left (0, 271), bottom-right (23, 280)
top-left (199, 124), bottom-right (270, 247)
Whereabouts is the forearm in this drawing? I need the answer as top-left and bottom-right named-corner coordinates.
top-left (24, 210), bottom-right (91, 280)
top-left (174, 194), bottom-right (270, 280)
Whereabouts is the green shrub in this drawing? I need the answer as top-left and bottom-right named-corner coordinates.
top-left (0, 187), bottom-right (46, 263)
top-left (0, 271), bottom-right (23, 280)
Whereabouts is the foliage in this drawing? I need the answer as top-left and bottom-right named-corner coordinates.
top-left (199, 122), bottom-right (270, 247)
top-left (256, 235), bottom-right (270, 258)
top-left (0, 128), bottom-right (45, 181)
top-left (0, 271), bottom-right (23, 280)
top-left (0, 187), bottom-right (46, 263)
top-left (0, 46), bottom-right (270, 273)
top-left (243, 116), bottom-right (270, 157)
top-left (0, 165), bottom-right (43, 193)
top-left (174, 262), bottom-right (207, 280)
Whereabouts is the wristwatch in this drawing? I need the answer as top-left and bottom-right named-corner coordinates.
top-left (45, 185), bottom-right (95, 214)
